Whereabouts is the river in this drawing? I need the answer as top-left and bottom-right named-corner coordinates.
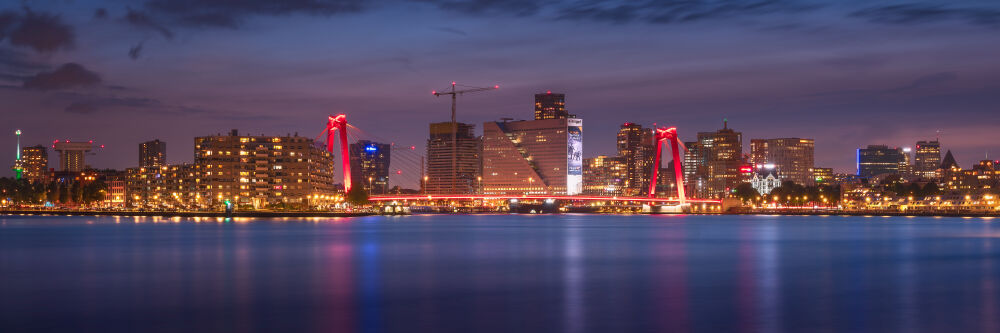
top-left (1, 214), bottom-right (998, 332)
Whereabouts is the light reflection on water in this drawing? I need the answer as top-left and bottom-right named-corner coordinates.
top-left (1, 214), bottom-right (999, 332)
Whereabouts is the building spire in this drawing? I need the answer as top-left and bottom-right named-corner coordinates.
top-left (723, 118), bottom-right (728, 129)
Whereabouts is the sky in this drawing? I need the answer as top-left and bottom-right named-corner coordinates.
top-left (1, 0), bottom-right (999, 187)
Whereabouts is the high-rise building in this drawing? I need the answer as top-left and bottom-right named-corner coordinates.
top-left (811, 167), bottom-right (833, 184)
top-left (899, 147), bottom-right (914, 177)
top-left (20, 145), bottom-right (49, 183)
top-left (139, 139), bottom-right (167, 168)
top-left (914, 140), bottom-right (941, 178)
top-left (53, 141), bottom-right (93, 172)
top-left (583, 155), bottom-right (625, 196)
top-left (749, 138), bottom-right (815, 185)
top-left (857, 145), bottom-right (906, 178)
top-left (534, 92), bottom-right (572, 120)
top-left (194, 130), bottom-right (336, 208)
top-left (695, 121), bottom-right (743, 198)
top-left (482, 118), bottom-right (583, 195)
top-left (426, 122), bottom-right (481, 194)
top-left (349, 140), bottom-right (391, 195)
top-left (617, 123), bottom-right (655, 196)
top-left (682, 141), bottom-right (706, 197)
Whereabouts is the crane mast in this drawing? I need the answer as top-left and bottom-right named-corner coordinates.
top-left (432, 82), bottom-right (498, 193)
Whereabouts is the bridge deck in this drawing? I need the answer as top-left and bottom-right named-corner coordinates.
top-left (369, 195), bottom-right (721, 204)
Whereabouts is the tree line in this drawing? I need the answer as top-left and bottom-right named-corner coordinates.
top-left (0, 178), bottom-right (107, 206)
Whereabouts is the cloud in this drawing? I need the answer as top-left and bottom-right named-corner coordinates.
top-left (888, 72), bottom-right (958, 93)
top-left (129, 41), bottom-right (144, 60)
top-left (852, 4), bottom-right (1000, 27)
top-left (94, 8), bottom-right (108, 20)
top-left (65, 102), bottom-right (98, 114)
top-left (125, 8), bottom-right (174, 39)
top-left (558, 0), bottom-right (820, 24)
top-left (423, 0), bottom-right (542, 16)
top-left (2, 9), bottom-right (75, 53)
top-left (23, 63), bottom-right (102, 90)
top-left (143, 0), bottom-right (365, 28)
top-left (431, 26), bottom-right (468, 36)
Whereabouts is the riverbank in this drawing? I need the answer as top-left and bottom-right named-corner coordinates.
top-left (3, 209), bottom-right (998, 218)
top-left (0, 210), bottom-right (376, 218)
top-left (740, 209), bottom-right (1000, 218)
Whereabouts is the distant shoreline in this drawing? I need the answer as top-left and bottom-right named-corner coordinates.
top-left (0, 210), bottom-right (376, 218)
top-left (2, 209), bottom-right (999, 219)
top-left (734, 210), bottom-right (1000, 218)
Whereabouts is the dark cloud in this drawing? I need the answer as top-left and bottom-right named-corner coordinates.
top-left (65, 102), bottom-right (98, 114)
top-left (3, 9), bottom-right (75, 53)
top-left (0, 46), bottom-right (48, 74)
top-left (23, 63), bottom-right (101, 91)
top-left (94, 8), bottom-right (108, 19)
top-left (129, 41), bottom-right (144, 60)
top-left (144, 0), bottom-right (365, 28)
top-left (852, 4), bottom-right (1000, 27)
top-left (888, 72), bottom-right (958, 93)
top-left (559, 0), bottom-right (820, 24)
top-left (0, 11), bottom-right (16, 40)
top-left (431, 26), bottom-right (468, 36)
top-left (423, 0), bottom-right (542, 16)
top-left (125, 8), bottom-right (174, 39)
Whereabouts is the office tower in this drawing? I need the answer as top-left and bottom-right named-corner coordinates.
top-left (749, 138), bottom-right (815, 185)
top-left (900, 147), bottom-right (914, 177)
top-left (20, 145), bottom-right (49, 183)
top-left (583, 155), bottom-right (625, 196)
top-left (695, 120), bottom-right (743, 198)
top-left (349, 140), bottom-right (391, 195)
top-left (617, 122), bottom-right (655, 196)
top-left (53, 141), bottom-right (93, 172)
top-left (194, 130), bottom-right (336, 208)
top-left (856, 145), bottom-right (906, 178)
top-left (682, 141), bottom-right (705, 196)
top-left (811, 167), bottom-right (833, 184)
top-left (426, 122), bottom-right (481, 194)
top-left (914, 140), bottom-right (941, 178)
top-left (139, 139), bottom-right (167, 168)
top-left (482, 118), bottom-right (583, 195)
top-left (534, 92), bottom-right (572, 120)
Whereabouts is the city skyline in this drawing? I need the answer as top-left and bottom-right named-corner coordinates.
top-left (2, 0), bottom-right (1000, 178)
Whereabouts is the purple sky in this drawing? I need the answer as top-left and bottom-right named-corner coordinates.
top-left (2, 0), bottom-right (999, 188)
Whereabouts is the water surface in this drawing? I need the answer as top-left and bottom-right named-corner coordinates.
top-left (2, 214), bottom-right (999, 332)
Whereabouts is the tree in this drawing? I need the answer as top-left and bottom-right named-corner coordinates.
top-left (346, 188), bottom-right (369, 206)
top-left (733, 182), bottom-right (760, 203)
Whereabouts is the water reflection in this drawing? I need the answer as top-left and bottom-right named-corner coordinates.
top-left (3, 215), bottom-right (1000, 332)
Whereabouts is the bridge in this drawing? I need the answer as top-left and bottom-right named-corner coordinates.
top-left (318, 113), bottom-right (721, 213)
